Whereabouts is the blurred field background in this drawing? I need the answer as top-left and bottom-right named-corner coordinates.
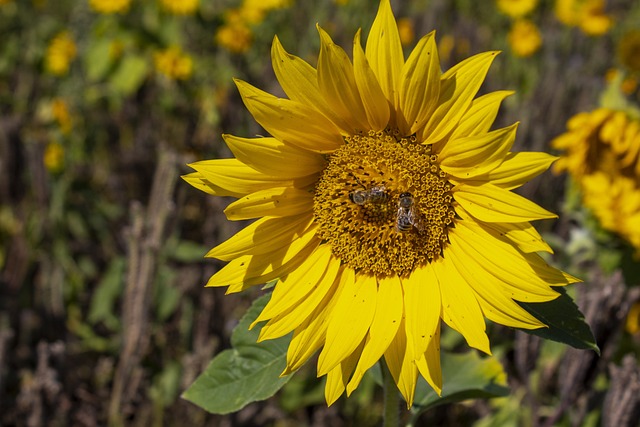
top-left (2, 0), bottom-right (640, 426)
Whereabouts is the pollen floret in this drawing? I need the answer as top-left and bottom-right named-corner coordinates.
top-left (313, 130), bottom-right (455, 277)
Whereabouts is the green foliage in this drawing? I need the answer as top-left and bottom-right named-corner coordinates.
top-left (407, 352), bottom-right (509, 422)
top-left (518, 287), bottom-right (599, 354)
top-left (182, 294), bottom-right (293, 414)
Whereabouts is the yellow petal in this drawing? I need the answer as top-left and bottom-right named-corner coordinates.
top-left (403, 265), bottom-right (441, 361)
top-left (454, 183), bottom-right (557, 223)
top-left (432, 256), bottom-right (491, 354)
top-left (346, 275), bottom-right (403, 394)
top-left (449, 219), bottom-right (566, 302)
top-left (447, 242), bottom-right (546, 329)
top-left (257, 253), bottom-right (341, 341)
top-left (235, 79), bottom-right (344, 153)
top-left (271, 36), bottom-right (354, 134)
top-left (206, 231), bottom-right (320, 291)
top-left (224, 187), bottom-right (313, 220)
top-left (189, 159), bottom-right (316, 197)
top-left (253, 245), bottom-right (335, 325)
top-left (318, 272), bottom-right (377, 376)
top-left (206, 214), bottom-right (313, 261)
top-left (416, 323), bottom-right (442, 395)
top-left (353, 30), bottom-right (390, 131)
top-left (449, 91), bottom-right (514, 140)
top-left (283, 268), bottom-right (344, 374)
top-left (398, 31), bottom-right (440, 135)
top-left (383, 317), bottom-right (418, 408)
top-left (422, 51), bottom-right (500, 144)
top-left (324, 339), bottom-right (365, 406)
top-left (468, 152), bottom-right (557, 190)
top-left (223, 134), bottom-right (326, 178)
top-left (365, 0), bottom-right (404, 111)
top-left (317, 25), bottom-right (369, 132)
top-left (439, 123), bottom-right (518, 180)
top-left (182, 172), bottom-right (239, 197)
top-left (455, 205), bottom-right (552, 253)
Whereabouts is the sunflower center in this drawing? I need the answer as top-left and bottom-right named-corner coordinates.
top-left (313, 130), bottom-right (456, 277)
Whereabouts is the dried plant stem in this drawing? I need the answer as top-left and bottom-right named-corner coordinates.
top-left (108, 148), bottom-right (178, 427)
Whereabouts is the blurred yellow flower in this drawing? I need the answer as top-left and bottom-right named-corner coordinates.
top-left (0, 0), bottom-right (14, 5)
top-left (555, 0), bottom-right (612, 36)
top-left (627, 302), bottom-right (640, 335)
top-left (216, 0), bottom-right (293, 53)
top-left (508, 19), bottom-right (542, 57)
top-left (553, 108), bottom-right (640, 249)
top-left (44, 141), bottom-right (64, 173)
top-left (618, 30), bottom-right (640, 74)
top-left (581, 173), bottom-right (640, 249)
top-left (89, 0), bottom-right (131, 14)
top-left (159, 0), bottom-right (199, 15)
top-left (238, 6), bottom-right (266, 24)
top-left (52, 98), bottom-right (72, 135)
top-left (45, 31), bottom-right (77, 76)
top-left (496, 0), bottom-right (538, 18)
top-left (398, 18), bottom-right (415, 47)
top-left (215, 23), bottom-right (253, 53)
top-left (154, 46), bottom-right (193, 80)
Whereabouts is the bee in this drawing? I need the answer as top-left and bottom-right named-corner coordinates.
top-left (396, 192), bottom-right (420, 232)
top-left (349, 186), bottom-right (389, 205)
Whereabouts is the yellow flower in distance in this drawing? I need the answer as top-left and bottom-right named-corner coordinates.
top-left (186, 0), bottom-right (577, 406)
top-left (398, 18), bottom-right (415, 47)
top-left (44, 141), bottom-right (64, 173)
top-left (627, 302), bottom-right (640, 335)
top-left (89, 0), bottom-right (131, 14)
top-left (508, 20), bottom-right (542, 57)
top-left (159, 0), bottom-right (199, 15)
top-left (497, 0), bottom-right (538, 18)
top-left (215, 22), bottom-right (253, 53)
top-left (52, 98), bottom-right (72, 134)
top-left (553, 109), bottom-right (640, 249)
top-left (154, 46), bottom-right (193, 80)
top-left (45, 31), bottom-right (77, 76)
top-left (554, 0), bottom-right (612, 36)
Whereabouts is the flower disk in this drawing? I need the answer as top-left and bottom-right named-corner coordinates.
top-left (314, 130), bottom-right (454, 277)
top-left (185, 0), bottom-right (578, 408)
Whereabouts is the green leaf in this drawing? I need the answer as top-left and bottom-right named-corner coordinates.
top-left (182, 294), bottom-right (292, 414)
top-left (110, 54), bottom-right (149, 96)
top-left (154, 266), bottom-right (180, 322)
top-left (410, 351), bottom-right (509, 417)
top-left (88, 257), bottom-right (125, 331)
top-left (84, 38), bottom-right (114, 82)
top-left (167, 240), bottom-right (210, 263)
top-left (517, 287), bottom-right (599, 354)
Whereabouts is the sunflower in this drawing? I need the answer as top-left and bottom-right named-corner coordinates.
top-left (159, 0), bottom-right (199, 15)
top-left (553, 108), bottom-right (640, 250)
top-left (507, 19), bottom-right (542, 57)
top-left (496, 0), bottom-right (538, 18)
top-left (45, 31), bottom-right (77, 76)
top-left (185, 0), bottom-right (576, 406)
top-left (89, 0), bottom-right (131, 14)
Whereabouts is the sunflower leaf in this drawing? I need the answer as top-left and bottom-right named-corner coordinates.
top-left (410, 351), bottom-right (509, 417)
top-left (517, 287), bottom-right (599, 354)
top-left (182, 293), bottom-right (292, 414)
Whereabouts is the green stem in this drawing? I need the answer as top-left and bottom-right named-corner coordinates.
top-left (382, 359), bottom-right (400, 427)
